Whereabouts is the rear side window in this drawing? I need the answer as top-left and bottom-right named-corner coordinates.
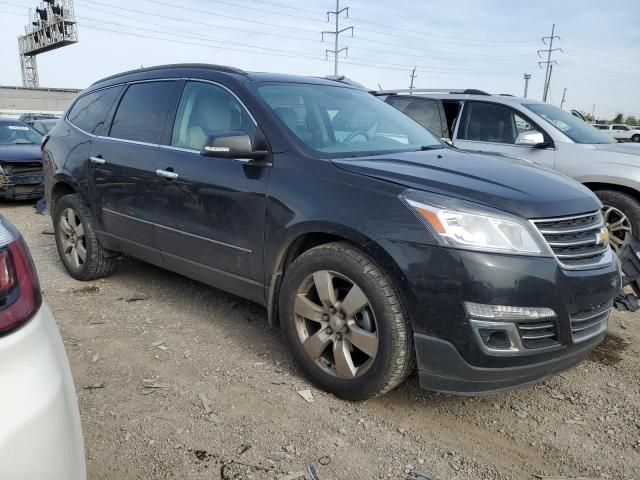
top-left (67, 86), bottom-right (121, 134)
top-left (109, 81), bottom-right (176, 144)
top-left (386, 97), bottom-right (443, 137)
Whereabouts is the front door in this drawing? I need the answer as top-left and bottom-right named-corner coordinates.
top-left (453, 101), bottom-right (556, 169)
top-left (153, 80), bottom-right (269, 303)
top-left (89, 80), bottom-right (179, 264)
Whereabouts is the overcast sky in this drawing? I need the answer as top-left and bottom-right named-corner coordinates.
top-left (0, 0), bottom-right (638, 119)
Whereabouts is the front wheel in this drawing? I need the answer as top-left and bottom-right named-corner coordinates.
top-left (632, 134), bottom-right (640, 143)
top-left (279, 242), bottom-right (414, 400)
top-left (594, 190), bottom-right (640, 253)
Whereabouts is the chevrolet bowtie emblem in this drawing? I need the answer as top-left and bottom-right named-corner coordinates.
top-left (596, 227), bottom-right (610, 245)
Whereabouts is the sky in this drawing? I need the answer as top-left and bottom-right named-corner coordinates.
top-left (0, 0), bottom-right (638, 120)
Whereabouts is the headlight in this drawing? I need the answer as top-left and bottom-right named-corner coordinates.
top-left (400, 190), bottom-right (551, 256)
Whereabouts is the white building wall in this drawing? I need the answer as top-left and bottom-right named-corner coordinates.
top-left (0, 86), bottom-right (81, 118)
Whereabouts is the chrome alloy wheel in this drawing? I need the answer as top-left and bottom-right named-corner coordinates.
top-left (58, 207), bottom-right (87, 269)
top-left (602, 205), bottom-right (632, 253)
top-left (293, 270), bottom-right (379, 379)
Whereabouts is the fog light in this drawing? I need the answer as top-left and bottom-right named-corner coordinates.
top-left (464, 302), bottom-right (555, 321)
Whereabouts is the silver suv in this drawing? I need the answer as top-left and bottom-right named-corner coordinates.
top-left (381, 89), bottom-right (640, 252)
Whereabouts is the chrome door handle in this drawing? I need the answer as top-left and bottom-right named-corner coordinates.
top-left (90, 156), bottom-right (105, 165)
top-left (155, 169), bottom-right (179, 180)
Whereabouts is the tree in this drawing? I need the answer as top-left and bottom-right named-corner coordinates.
top-left (612, 113), bottom-right (624, 124)
top-left (625, 115), bottom-right (638, 126)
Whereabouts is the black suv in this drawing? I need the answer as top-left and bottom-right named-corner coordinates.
top-left (43, 64), bottom-right (620, 400)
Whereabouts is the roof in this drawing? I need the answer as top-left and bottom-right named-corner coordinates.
top-left (385, 91), bottom-right (545, 106)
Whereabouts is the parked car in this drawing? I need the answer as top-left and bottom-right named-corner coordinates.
top-left (31, 118), bottom-right (59, 135)
top-left (0, 216), bottom-right (85, 479)
top-left (18, 113), bottom-right (60, 126)
top-left (0, 119), bottom-right (44, 200)
top-left (381, 89), bottom-right (640, 253)
top-left (44, 64), bottom-right (620, 400)
top-left (591, 123), bottom-right (640, 142)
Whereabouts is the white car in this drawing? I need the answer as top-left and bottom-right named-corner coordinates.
top-left (0, 217), bottom-right (85, 480)
top-left (592, 123), bottom-right (640, 143)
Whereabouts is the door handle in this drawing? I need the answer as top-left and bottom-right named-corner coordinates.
top-left (90, 156), bottom-right (105, 165)
top-left (156, 169), bottom-right (179, 180)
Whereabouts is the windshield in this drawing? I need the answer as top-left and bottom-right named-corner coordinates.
top-left (0, 123), bottom-right (43, 145)
top-left (256, 82), bottom-right (441, 157)
top-left (524, 103), bottom-right (616, 144)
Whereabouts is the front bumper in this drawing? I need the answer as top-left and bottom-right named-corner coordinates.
top-left (0, 303), bottom-right (86, 480)
top-left (378, 239), bottom-right (620, 394)
top-left (0, 172), bottom-right (44, 200)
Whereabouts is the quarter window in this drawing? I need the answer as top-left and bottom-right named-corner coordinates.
top-left (459, 102), bottom-right (533, 144)
top-left (171, 81), bottom-right (256, 151)
top-left (67, 86), bottom-right (121, 134)
top-left (109, 81), bottom-right (176, 144)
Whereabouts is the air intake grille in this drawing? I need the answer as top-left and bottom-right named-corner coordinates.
top-left (516, 319), bottom-right (558, 349)
top-left (532, 212), bottom-right (610, 268)
top-left (570, 302), bottom-right (611, 342)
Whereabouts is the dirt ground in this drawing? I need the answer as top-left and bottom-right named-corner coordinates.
top-left (4, 202), bottom-right (640, 480)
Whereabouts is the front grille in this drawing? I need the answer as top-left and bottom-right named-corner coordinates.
top-left (516, 319), bottom-right (559, 349)
top-left (532, 212), bottom-right (610, 268)
top-left (2, 163), bottom-right (43, 176)
top-left (570, 302), bottom-right (611, 342)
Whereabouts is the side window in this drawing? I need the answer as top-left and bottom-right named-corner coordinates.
top-left (67, 86), bottom-right (121, 134)
top-left (171, 81), bottom-right (256, 151)
top-left (459, 102), bottom-right (534, 144)
top-left (386, 97), bottom-right (443, 136)
top-left (109, 81), bottom-right (176, 144)
top-left (612, 125), bottom-right (628, 131)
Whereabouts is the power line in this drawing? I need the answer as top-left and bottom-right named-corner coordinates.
top-left (322, 0), bottom-right (353, 76)
top-left (538, 24), bottom-right (562, 102)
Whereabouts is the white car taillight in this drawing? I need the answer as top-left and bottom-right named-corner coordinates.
top-left (0, 219), bottom-right (41, 334)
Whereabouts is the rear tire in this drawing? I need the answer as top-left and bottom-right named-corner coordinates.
top-left (279, 242), bottom-right (414, 400)
top-left (53, 193), bottom-right (117, 280)
top-left (594, 190), bottom-right (640, 253)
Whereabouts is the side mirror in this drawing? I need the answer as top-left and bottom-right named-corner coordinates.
top-left (515, 130), bottom-right (547, 147)
top-left (200, 131), bottom-right (268, 161)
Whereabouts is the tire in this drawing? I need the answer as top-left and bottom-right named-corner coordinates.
top-left (279, 242), bottom-right (414, 400)
top-left (594, 190), bottom-right (640, 253)
top-left (53, 193), bottom-right (117, 280)
top-left (632, 134), bottom-right (640, 143)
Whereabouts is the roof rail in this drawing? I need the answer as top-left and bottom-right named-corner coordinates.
top-left (318, 75), bottom-right (367, 89)
top-left (373, 88), bottom-right (490, 96)
top-left (92, 63), bottom-right (248, 86)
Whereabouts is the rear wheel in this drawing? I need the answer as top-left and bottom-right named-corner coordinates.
top-left (279, 242), bottom-right (414, 400)
top-left (53, 193), bottom-right (117, 280)
top-left (594, 190), bottom-right (640, 253)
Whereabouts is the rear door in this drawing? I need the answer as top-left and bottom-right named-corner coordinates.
top-left (453, 101), bottom-right (556, 169)
top-left (89, 80), bottom-right (179, 262)
top-left (151, 80), bottom-right (269, 303)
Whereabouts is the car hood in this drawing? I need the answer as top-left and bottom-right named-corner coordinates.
top-left (593, 143), bottom-right (640, 157)
top-left (331, 149), bottom-right (600, 219)
top-left (0, 145), bottom-right (42, 164)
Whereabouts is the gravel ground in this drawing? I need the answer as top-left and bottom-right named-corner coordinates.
top-left (4, 202), bottom-right (640, 480)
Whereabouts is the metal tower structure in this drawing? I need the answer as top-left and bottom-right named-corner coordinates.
top-left (18, 0), bottom-right (78, 88)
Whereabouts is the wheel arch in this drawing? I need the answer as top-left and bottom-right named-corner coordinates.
top-left (583, 182), bottom-right (640, 204)
top-left (49, 175), bottom-right (83, 215)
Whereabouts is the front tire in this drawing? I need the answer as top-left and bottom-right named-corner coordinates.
top-left (632, 134), bottom-right (640, 143)
top-left (279, 242), bottom-right (414, 400)
top-left (53, 193), bottom-right (117, 280)
top-left (594, 190), bottom-right (640, 253)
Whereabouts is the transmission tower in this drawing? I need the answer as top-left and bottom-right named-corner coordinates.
top-left (560, 87), bottom-right (567, 109)
top-left (538, 24), bottom-right (562, 103)
top-left (322, 0), bottom-right (353, 76)
top-left (17, 0), bottom-right (78, 88)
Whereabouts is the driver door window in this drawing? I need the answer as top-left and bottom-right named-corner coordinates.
top-left (459, 102), bottom-right (533, 145)
top-left (171, 81), bottom-right (256, 151)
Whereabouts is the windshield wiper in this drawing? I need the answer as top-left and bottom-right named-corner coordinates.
top-left (418, 145), bottom-right (444, 151)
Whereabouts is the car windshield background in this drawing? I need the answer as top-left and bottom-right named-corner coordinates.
top-left (524, 103), bottom-right (616, 144)
top-left (256, 83), bottom-right (441, 157)
top-left (171, 81), bottom-right (256, 151)
top-left (0, 123), bottom-right (42, 145)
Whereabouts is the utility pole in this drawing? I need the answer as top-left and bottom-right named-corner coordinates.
top-left (591, 104), bottom-right (596, 121)
top-left (409, 67), bottom-right (417, 93)
top-left (523, 73), bottom-right (531, 98)
top-left (322, 0), bottom-right (353, 76)
top-left (560, 87), bottom-right (567, 109)
top-left (538, 24), bottom-right (562, 102)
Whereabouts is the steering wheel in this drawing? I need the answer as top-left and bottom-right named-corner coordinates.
top-left (343, 131), bottom-right (370, 143)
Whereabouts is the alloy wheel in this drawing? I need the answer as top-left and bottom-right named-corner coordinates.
top-left (293, 270), bottom-right (379, 379)
top-left (58, 207), bottom-right (87, 269)
top-left (602, 205), bottom-right (632, 253)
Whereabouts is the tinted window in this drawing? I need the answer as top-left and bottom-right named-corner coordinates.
top-left (459, 102), bottom-right (533, 144)
top-left (171, 81), bottom-right (255, 151)
top-left (386, 97), bottom-right (443, 136)
top-left (612, 125), bottom-right (628, 131)
top-left (110, 81), bottom-right (175, 144)
top-left (67, 86), bottom-right (121, 134)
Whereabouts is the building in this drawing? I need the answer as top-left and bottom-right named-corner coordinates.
top-left (0, 85), bottom-right (81, 118)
